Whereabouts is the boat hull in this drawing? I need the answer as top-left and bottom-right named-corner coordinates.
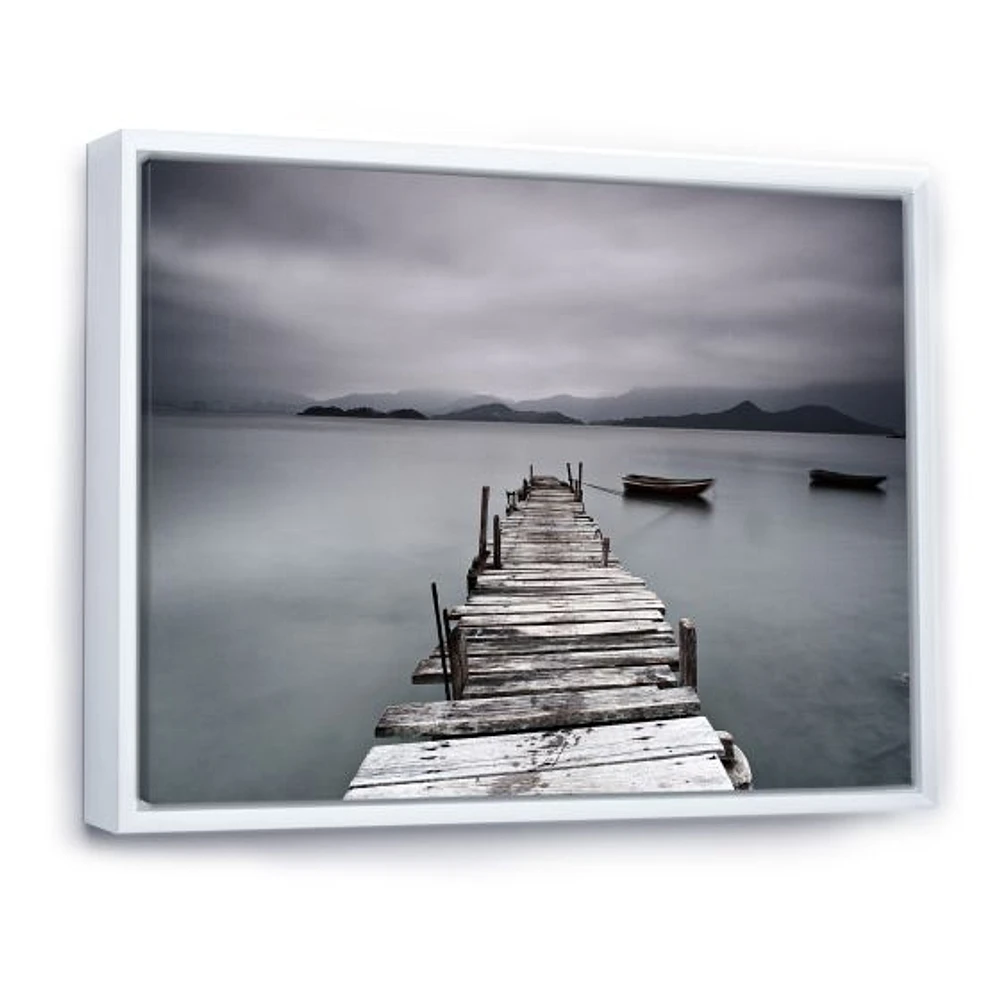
top-left (622, 475), bottom-right (714, 499)
top-left (809, 469), bottom-right (886, 490)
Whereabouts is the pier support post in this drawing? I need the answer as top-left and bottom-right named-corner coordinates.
top-left (577, 462), bottom-right (583, 501)
top-left (478, 486), bottom-right (490, 564)
top-left (444, 615), bottom-right (468, 699)
top-left (493, 514), bottom-right (502, 569)
top-left (529, 463), bottom-right (534, 483)
top-left (431, 582), bottom-right (452, 701)
top-left (601, 536), bottom-right (610, 567)
top-left (679, 618), bottom-right (698, 690)
top-left (566, 462), bottom-right (573, 490)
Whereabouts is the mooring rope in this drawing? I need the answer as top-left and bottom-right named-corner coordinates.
top-left (583, 481), bottom-right (625, 497)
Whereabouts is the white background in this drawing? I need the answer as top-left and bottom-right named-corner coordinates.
top-left (2, 2), bottom-right (994, 995)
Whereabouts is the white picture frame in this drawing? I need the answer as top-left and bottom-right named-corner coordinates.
top-left (85, 129), bottom-right (937, 834)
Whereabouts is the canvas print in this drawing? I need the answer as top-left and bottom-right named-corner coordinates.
top-left (140, 157), bottom-right (910, 804)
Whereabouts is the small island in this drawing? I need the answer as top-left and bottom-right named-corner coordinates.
top-left (299, 405), bottom-right (427, 420)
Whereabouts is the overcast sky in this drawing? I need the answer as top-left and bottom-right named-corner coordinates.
top-left (143, 158), bottom-right (905, 407)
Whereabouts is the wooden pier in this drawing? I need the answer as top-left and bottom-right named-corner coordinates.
top-left (345, 468), bottom-right (751, 800)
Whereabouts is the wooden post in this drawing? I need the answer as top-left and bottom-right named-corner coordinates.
top-left (443, 612), bottom-right (466, 700)
top-left (478, 485), bottom-right (490, 563)
top-left (601, 536), bottom-right (611, 567)
top-left (566, 462), bottom-right (573, 490)
top-left (577, 462), bottom-right (583, 501)
top-left (455, 628), bottom-right (469, 694)
top-left (529, 463), bottom-right (534, 483)
top-left (679, 618), bottom-right (698, 690)
top-left (466, 559), bottom-right (478, 595)
top-left (431, 582), bottom-right (452, 701)
top-left (493, 514), bottom-right (502, 569)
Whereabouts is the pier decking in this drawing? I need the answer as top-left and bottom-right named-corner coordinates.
top-left (345, 469), bottom-right (751, 800)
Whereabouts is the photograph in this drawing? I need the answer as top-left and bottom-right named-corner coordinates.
top-left (138, 154), bottom-right (911, 805)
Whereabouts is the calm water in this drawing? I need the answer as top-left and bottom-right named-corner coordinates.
top-left (141, 414), bottom-right (911, 803)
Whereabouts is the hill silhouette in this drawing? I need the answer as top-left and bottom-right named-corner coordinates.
top-left (437, 402), bottom-right (582, 425)
top-left (299, 405), bottom-right (427, 420)
top-left (604, 400), bottom-right (890, 435)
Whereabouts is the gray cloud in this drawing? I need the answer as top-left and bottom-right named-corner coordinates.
top-left (143, 158), bottom-right (905, 409)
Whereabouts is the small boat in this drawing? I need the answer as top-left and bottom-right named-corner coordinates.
top-left (809, 468), bottom-right (886, 490)
top-left (622, 474), bottom-right (715, 498)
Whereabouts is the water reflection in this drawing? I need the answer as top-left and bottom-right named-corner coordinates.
top-left (621, 493), bottom-right (714, 516)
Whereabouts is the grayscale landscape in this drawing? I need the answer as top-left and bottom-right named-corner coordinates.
top-left (141, 159), bottom-right (909, 803)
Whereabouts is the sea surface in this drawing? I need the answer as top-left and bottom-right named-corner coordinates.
top-left (141, 414), bottom-right (911, 803)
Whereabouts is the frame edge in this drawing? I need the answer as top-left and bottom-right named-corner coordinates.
top-left (89, 131), bottom-right (937, 833)
top-left (84, 132), bottom-right (127, 833)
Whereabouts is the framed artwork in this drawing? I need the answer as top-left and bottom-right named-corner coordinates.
top-left (85, 130), bottom-right (936, 833)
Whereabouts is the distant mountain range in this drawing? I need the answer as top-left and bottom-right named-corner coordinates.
top-left (306, 381), bottom-right (904, 432)
top-left (297, 397), bottom-right (892, 435)
top-left (155, 381), bottom-right (905, 433)
top-left (601, 400), bottom-right (891, 436)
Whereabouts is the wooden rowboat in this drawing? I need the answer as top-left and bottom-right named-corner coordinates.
top-left (622, 474), bottom-right (715, 498)
top-left (809, 468), bottom-right (886, 490)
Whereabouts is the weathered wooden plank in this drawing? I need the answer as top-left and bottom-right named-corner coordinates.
top-left (375, 685), bottom-right (701, 738)
top-left (512, 506), bottom-right (581, 513)
top-left (509, 513), bottom-right (586, 519)
top-left (468, 590), bottom-right (659, 603)
top-left (504, 543), bottom-right (603, 549)
top-left (474, 586), bottom-right (640, 596)
top-left (462, 639), bottom-right (674, 657)
top-left (412, 645), bottom-right (680, 682)
top-left (468, 576), bottom-right (647, 594)
top-left (462, 616), bottom-right (674, 646)
top-left (463, 591), bottom-right (661, 605)
top-left (501, 556), bottom-right (611, 564)
top-left (469, 633), bottom-right (676, 670)
top-left (465, 634), bottom-right (673, 655)
top-left (502, 528), bottom-right (596, 534)
top-left (500, 560), bottom-right (616, 568)
top-left (346, 754), bottom-right (732, 798)
top-left (494, 563), bottom-right (624, 572)
top-left (503, 541), bottom-right (604, 547)
top-left (454, 609), bottom-right (665, 627)
top-left (464, 619), bottom-right (668, 639)
top-left (460, 598), bottom-right (665, 614)
top-left (502, 549), bottom-right (609, 557)
top-left (503, 521), bottom-right (597, 527)
top-left (508, 521), bottom-right (591, 528)
top-left (504, 525), bottom-right (594, 530)
top-left (503, 545), bottom-right (604, 552)
top-left (503, 529), bottom-right (600, 536)
top-left (463, 665), bottom-right (676, 697)
top-left (501, 547), bottom-right (607, 552)
top-left (475, 575), bottom-right (642, 586)
top-left (348, 716), bottom-right (722, 789)
top-left (475, 567), bottom-right (639, 578)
